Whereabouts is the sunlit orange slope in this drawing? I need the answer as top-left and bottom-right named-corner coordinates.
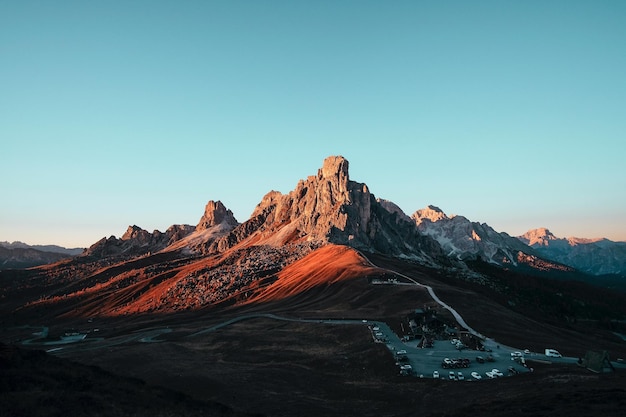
top-left (243, 244), bottom-right (380, 304)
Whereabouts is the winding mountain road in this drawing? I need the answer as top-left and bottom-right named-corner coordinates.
top-left (361, 254), bottom-right (487, 340)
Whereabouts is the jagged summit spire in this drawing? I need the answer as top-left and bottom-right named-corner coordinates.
top-left (209, 155), bottom-right (447, 262)
top-left (319, 155), bottom-right (349, 180)
top-left (196, 200), bottom-right (238, 231)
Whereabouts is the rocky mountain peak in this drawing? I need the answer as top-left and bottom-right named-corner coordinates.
top-left (210, 156), bottom-right (447, 263)
top-left (242, 155), bottom-right (365, 246)
top-left (121, 225), bottom-right (152, 244)
top-left (412, 205), bottom-right (449, 225)
top-left (318, 155), bottom-right (350, 190)
top-left (518, 228), bottom-right (558, 247)
top-left (196, 200), bottom-right (239, 231)
top-left (410, 206), bottom-right (534, 265)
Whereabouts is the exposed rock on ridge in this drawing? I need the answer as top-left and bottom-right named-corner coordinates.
top-left (519, 228), bottom-right (626, 276)
top-left (206, 156), bottom-right (448, 262)
top-left (196, 200), bottom-right (238, 231)
top-left (518, 228), bottom-right (560, 247)
top-left (168, 200), bottom-right (240, 254)
top-left (412, 205), bottom-right (534, 265)
top-left (84, 224), bottom-right (195, 259)
top-left (82, 200), bottom-right (241, 258)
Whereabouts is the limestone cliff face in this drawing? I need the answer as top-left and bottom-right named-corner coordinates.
top-left (211, 156), bottom-right (448, 262)
top-left (247, 155), bottom-right (366, 243)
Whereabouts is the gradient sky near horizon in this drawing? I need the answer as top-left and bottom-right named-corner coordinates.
top-left (2, 0), bottom-right (625, 248)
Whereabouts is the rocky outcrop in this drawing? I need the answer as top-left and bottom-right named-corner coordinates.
top-left (411, 205), bottom-right (534, 265)
top-left (519, 228), bottom-right (626, 276)
top-left (169, 201), bottom-right (239, 254)
top-left (196, 201), bottom-right (238, 231)
top-left (518, 228), bottom-right (561, 247)
top-left (84, 224), bottom-right (195, 259)
top-left (207, 156), bottom-right (448, 263)
top-left (163, 224), bottom-right (197, 244)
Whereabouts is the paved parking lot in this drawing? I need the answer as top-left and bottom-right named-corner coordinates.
top-left (370, 321), bottom-right (533, 380)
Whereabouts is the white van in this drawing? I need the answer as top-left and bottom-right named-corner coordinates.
top-left (545, 348), bottom-right (562, 358)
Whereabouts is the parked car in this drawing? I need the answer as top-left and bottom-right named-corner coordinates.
top-left (470, 371), bottom-right (482, 380)
top-left (400, 364), bottom-right (413, 376)
top-left (449, 371), bottom-right (456, 380)
top-left (433, 370), bottom-right (439, 379)
top-left (457, 372), bottom-right (464, 380)
top-left (545, 348), bottom-right (562, 358)
top-left (485, 371), bottom-right (496, 378)
top-left (476, 356), bottom-right (485, 363)
top-left (491, 368), bottom-right (503, 377)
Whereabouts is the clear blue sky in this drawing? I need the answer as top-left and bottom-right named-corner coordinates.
top-left (2, 0), bottom-right (625, 248)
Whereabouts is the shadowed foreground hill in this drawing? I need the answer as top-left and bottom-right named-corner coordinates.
top-left (0, 343), bottom-right (257, 417)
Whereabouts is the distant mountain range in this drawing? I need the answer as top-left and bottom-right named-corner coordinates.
top-left (0, 241), bottom-right (84, 256)
top-left (1, 155), bottom-right (624, 287)
top-left (518, 228), bottom-right (626, 276)
top-left (411, 205), bottom-right (539, 265)
top-left (0, 241), bottom-right (84, 269)
top-left (408, 206), bottom-right (625, 278)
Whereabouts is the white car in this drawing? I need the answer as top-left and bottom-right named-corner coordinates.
top-left (491, 368), bottom-right (503, 377)
top-left (545, 348), bottom-right (562, 358)
top-left (470, 371), bottom-right (482, 380)
top-left (396, 350), bottom-right (407, 356)
top-left (485, 371), bottom-right (496, 378)
top-left (433, 370), bottom-right (439, 379)
top-left (457, 372), bottom-right (464, 380)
